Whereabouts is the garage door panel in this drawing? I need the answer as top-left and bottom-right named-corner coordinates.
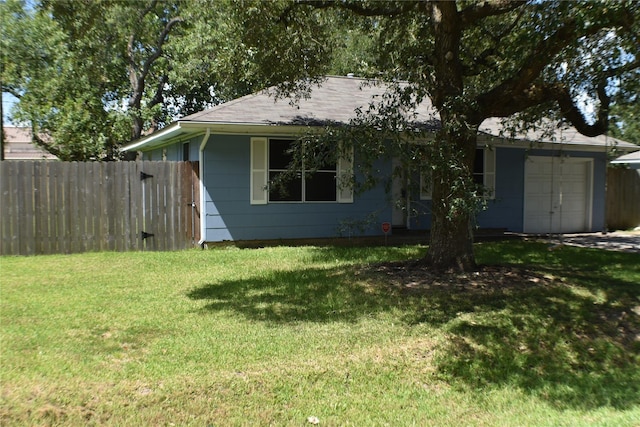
top-left (524, 156), bottom-right (592, 234)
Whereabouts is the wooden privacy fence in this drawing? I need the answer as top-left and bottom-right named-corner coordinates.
top-left (606, 167), bottom-right (640, 231)
top-left (1, 161), bottom-right (200, 255)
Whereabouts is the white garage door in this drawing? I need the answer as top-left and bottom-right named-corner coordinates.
top-left (524, 156), bottom-right (593, 234)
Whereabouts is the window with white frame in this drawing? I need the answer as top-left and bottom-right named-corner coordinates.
top-left (250, 137), bottom-right (353, 205)
top-left (182, 142), bottom-right (190, 161)
top-left (421, 148), bottom-right (496, 200)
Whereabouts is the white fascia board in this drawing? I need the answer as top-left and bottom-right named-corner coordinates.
top-left (120, 122), bottom-right (185, 152)
top-left (179, 122), bottom-right (322, 136)
top-left (611, 151), bottom-right (640, 164)
top-left (122, 122), bottom-right (326, 153)
top-left (476, 132), bottom-right (637, 153)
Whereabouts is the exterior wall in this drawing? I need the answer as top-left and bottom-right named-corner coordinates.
top-left (143, 136), bottom-right (609, 240)
top-left (479, 147), bottom-right (607, 233)
top-left (202, 134), bottom-right (391, 242)
top-left (143, 136), bottom-right (201, 161)
top-left (408, 147), bottom-right (607, 233)
top-left (2, 127), bottom-right (58, 160)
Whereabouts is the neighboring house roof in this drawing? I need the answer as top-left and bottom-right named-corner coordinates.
top-left (122, 75), bottom-right (638, 153)
top-left (3, 126), bottom-right (58, 160)
top-left (611, 150), bottom-right (640, 168)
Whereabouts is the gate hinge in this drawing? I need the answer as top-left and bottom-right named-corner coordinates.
top-left (141, 231), bottom-right (154, 240)
top-left (140, 171), bottom-right (154, 181)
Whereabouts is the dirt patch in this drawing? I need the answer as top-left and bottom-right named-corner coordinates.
top-left (362, 260), bottom-right (640, 351)
top-left (365, 261), bottom-right (556, 295)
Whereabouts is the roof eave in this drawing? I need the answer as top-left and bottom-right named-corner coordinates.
top-left (121, 121), bottom-right (339, 152)
top-left (121, 122), bottom-right (185, 152)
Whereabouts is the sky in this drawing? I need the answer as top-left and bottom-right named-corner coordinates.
top-left (2, 93), bottom-right (18, 125)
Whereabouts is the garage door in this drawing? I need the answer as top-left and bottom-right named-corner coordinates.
top-left (523, 156), bottom-right (592, 234)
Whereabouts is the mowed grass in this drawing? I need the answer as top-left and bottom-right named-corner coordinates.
top-left (1, 242), bottom-right (639, 426)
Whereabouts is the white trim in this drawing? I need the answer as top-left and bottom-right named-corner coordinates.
top-left (198, 128), bottom-right (211, 246)
top-left (250, 137), bottom-right (268, 205)
top-left (337, 142), bottom-right (354, 203)
top-left (483, 147), bottom-right (496, 200)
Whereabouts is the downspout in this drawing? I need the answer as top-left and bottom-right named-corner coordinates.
top-left (198, 128), bottom-right (211, 247)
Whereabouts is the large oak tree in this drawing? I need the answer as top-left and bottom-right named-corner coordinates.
top-left (1, 0), bottom-right (269, 160)
top-left (237, 0), bottom-right (639, 271)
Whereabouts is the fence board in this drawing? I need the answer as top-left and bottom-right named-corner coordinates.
top-left (19, 162), bottom-right (32, 254)
top-left (191, 162), bottom-right (201, 244)
top-left (1, 162), bottom-right (17, 254)
top-left (35, 162), bottom-right (49, 254)
top-left (85, 162), bottom-right (98, 250)
top-left (78, 162), bottom-right (90, 252)
top-left (167, 163), bottom-right (178, 251)
top-left (49, 162), bottom-right (60, 254)
top-left (607, 168), bottom-right (640, 230)
top-left (0, 160), bottom-right (199, 255)
top-left (129, 162), bottom-right (141, 251)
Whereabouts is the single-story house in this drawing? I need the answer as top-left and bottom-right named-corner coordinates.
top-left (611, 150), bottom-right (640, 169)
top-left (2, 126), bottom-right (58, 160)
top-left (122, 76), bottom-right (638, 244)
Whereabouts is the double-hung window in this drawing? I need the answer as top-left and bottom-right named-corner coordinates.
top-left (421, 148), bottom-right (495, 200)
top-left (250, 137), bottom-right (353, 204)
top-left (473, 147), bottom-right (496, 199)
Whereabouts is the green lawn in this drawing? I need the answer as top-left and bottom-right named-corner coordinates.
top-left (1, 242), bottom-right (639, 426)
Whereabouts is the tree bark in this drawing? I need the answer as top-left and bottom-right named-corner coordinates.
top-left (424, 126), bottom-right (479, 272)
top-left (423, 1), bottom-right (479, 272)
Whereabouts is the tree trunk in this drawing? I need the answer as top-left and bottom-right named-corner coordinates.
top-left (422, 2), bottom-right (479, 272)
top-left (424, 127), bottom-right (478, 272)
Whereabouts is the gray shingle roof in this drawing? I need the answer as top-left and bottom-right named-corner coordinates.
top-left (123, 75), bottom-right (638, 152)
top-left (180, 75), bottom-right (437, 127)
top-left (611, 150), bottom-right (640, 164)
top-left (3, 127), bottom-right (58, 160)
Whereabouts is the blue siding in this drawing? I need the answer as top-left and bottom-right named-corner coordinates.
top-left (407, 147), bottom-right (607, 233)
top-left (145, 136), bottom-right (201, 161)
top-left (477, 148), bottom-right (525, 231)
top-left (143, 135), bottom-right (609, 241)
top-left (477, 147), bottom-right (607, 232)
top-left (202, 135), bottom-right (391, 242)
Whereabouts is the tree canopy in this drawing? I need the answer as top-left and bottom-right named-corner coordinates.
top-left (2, 0), bottom-right (638, 270)
top-left (1, 0), bottom-right (270, 160)
top-left (234, 0), bottom-right (639, 270)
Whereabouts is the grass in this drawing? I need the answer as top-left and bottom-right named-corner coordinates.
top-left (1, 242), bottom-right (639, 426)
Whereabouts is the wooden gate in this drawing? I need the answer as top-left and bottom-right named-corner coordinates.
top-left (0, 161), bottom-right (200, 255)
top-left (607, 167), bottom-right (640, 230)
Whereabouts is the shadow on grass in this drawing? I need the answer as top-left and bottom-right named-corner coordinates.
top-left (187, 266), bottom-right (399, 323)
top-left (187, 243), bottom-right (640, 410)
top-left (427, 275), bottom-right (639, 410)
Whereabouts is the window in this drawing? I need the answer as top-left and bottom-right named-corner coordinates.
top-left (473, 148), bottom-right (496, 198)
top-left (268, 139), bottom-right (337, 202)
top-left (250, 137), bottom-right (353, 205)
top-left (420, 147), bottom-right (495, 200)
top-left (182, 142), bottom-right (190, 161)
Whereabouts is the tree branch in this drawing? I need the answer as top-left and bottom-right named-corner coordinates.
top-left (290, 0), bottom-right (408, 17)
top-left (555, 83), bottom-right (610, 137)
top-left (31, 127), bottom-right (65, 160)
top-left (1, 85), bottom-right (22, 99)
top-left (127, 15), bottom-right (183, 109)
top-left (141, 16), bottom-right (183, 81)
top-left (477, 7), bottom-right (634, 119)
top-left (603, 58), bottom-right (640, 78)
top-left (480, 81), bottom-right (611, 137)
top-left (460, 0), bottom-right (526, 28)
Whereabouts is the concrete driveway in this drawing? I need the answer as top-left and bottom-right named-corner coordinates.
top-left (553, 231), bottom-right (640, 253)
